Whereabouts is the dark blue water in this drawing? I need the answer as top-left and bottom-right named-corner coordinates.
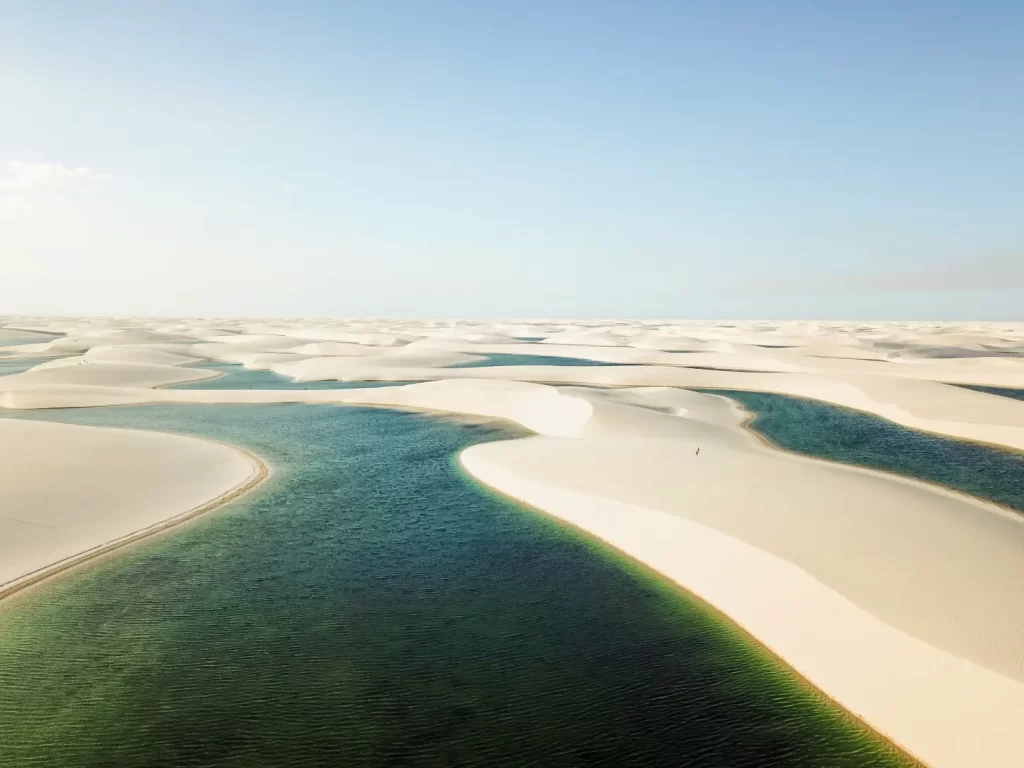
top-left (956, 384), bottom-right (1024, 402)
top-left (0, 405), bottom-right (912, 767)
top-left (714, 390), bottom-right (1024, 513)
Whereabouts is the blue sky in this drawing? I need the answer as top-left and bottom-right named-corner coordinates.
top-left (1, 1), bottom-right (1021, 318)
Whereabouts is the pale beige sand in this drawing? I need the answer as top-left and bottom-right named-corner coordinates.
top-left (0, 418), bottom-right (264, 596)
top-left (125, 381), bottom-right (1024, 763)
top-left (288, 341), bottom-right (386, 356)
top-left (462, 451), bottom-right (1024, 768)
top-left (3, 316), bottom-right (1024, 766)
top-left (261, 358), bottom-right (1024, 451)
top-left (80, 344), bottom-right (202, 367)
top-left (353, 381), bottom-right (1024, 767)
top-left (0, 360), bottom-right (217, 390)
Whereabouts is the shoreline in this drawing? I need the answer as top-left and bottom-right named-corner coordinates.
top-left (153, 363), bottom-right (228, 389)
top-left (457, 450), bottom-right (930, 766)
top-left (3, 377), bottom-right (1022, 766)
top-left (457, 431), bottom-right (1024, 768)
top-left (717, 392), bottom-right (1024, 519)
top-left (688, 384), bottom-right (1024, 456)
top-left (4, 365), bottom-right (1023, 455)
top-left (0, 431), bottom-right (269, 606)
top-left (456, 454), bottom-right (923, 766)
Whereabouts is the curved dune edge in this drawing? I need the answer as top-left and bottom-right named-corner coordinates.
top-left (459, 449), bottom-right (1021, 768)
top-left (2, 316), bottom-right (1023, 454)
top-left (0, 431), bottom-right (268, 604)
top-left (3, 368), bottom-right (1024, 453)
top-left (3, 368), bottom-right (1023, 768)
top-left (729, 401), bottom-right (1024, 523)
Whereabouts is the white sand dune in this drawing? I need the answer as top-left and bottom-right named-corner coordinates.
top-left (189, 338), bottom-right (309, 361)
top-left (626, 332), bottom-right (716, 351)
top-left (273, 349), bottom-right (485, 380)
top-left (0, 361), bottom-right (217, 391)
top-left (202, 333), bottom-right (312, 348)
top-left (20, 329), bottom-right (197, 356)
top-left (312, 331), bottom-right (416, 346)
top-left (3, 316), bottom-right (1024, 767)
top-left (462, 450), bottom-right (1024, 768)
top-left (287, 341), bottom-right (391, 356)
top-left (0, 418), bottom-right (263, 596)
top-left (268, 361), bottom-right (1024, 452)
top-left (11, 344), bottom-right (202, 369)
top-left (248, 357), bottom-right (1024, 452)
top-left (6, 338), bottom-right (97, 356)
top-left (262, 326), bottom-right (418, 345)
top-left (81, 344), bottom-right (201, 367)
top-left (226, 352), bottom-right (313, 369)
top-left (346, 380), bottom-right (1024, 766)
top-left (541, 329), bottom-right (629, 346)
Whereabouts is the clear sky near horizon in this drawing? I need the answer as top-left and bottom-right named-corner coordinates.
top-left (1, 1), bottom-right (1021, 319)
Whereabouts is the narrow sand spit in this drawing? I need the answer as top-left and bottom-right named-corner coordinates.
top-left (8, 376), bottom-right (1016, 765)
top-left (460, 449), bottom-right (1024, 768)
top-left (0, 419), bottom-right (267, 600)
top-left (451, 389), bottom-right (1024, 767)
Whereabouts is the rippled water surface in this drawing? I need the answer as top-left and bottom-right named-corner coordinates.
top-left (716, 390), bottom-right (1024, 512)
top-left (0, 405), bottom-right (913, 767)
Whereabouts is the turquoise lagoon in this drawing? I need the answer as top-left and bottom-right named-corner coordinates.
top-left (0, 403), bottom-right (912, 767)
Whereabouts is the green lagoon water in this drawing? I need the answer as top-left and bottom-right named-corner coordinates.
top-left (0, 404), bottom-right (912, 767)
top-left (715, 390), bottom-right (1024, 513)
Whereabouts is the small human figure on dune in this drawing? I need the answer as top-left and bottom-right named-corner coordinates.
top-left (696, 447), bottom-right (700, 456)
